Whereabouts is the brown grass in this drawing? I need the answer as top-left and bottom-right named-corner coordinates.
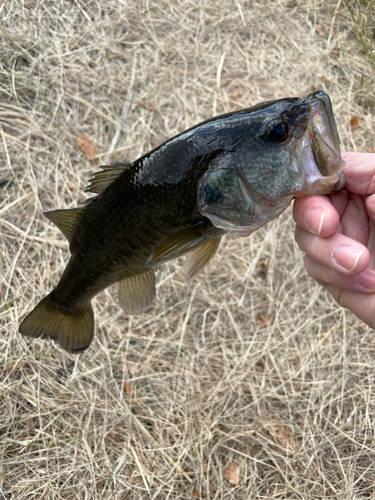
top-left (1, 0), bottom-right (375, 498)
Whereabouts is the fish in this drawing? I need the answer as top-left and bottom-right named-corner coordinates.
top-left (19, 91), bottom-right (346, 353)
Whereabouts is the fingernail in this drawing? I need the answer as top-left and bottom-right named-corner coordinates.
top-left (333, 245), bottom-right (363, 272)
top-left (357, 269), bottom-right (375, 291)
top-left (305, 208), bottom-right (325, 235)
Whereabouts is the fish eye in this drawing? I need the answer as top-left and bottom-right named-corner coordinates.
top-left (266, 120), bottom-right (289, 143)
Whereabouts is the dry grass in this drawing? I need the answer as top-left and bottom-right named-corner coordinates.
top-left (1, 0), bottom-right (375, 498)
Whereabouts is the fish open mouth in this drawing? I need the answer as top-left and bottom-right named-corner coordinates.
top-left (296, 92), bottom-right (346, 197)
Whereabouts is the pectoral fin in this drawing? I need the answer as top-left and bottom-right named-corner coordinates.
top-left (184, 237), bottom-right (221, 281)
top-left (147, 222), bottom-right (205, 264)
top-left (118, 270), bottom-right (156, 315)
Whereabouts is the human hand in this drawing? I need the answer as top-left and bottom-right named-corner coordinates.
top-left (293, 152), bottom-right (375, 328)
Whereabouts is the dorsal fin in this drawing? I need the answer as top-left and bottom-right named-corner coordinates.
top-left (85, 162), bottom-right (131, 194)
top-left (44, 207), bottom-right (85, 242)
top-left (146, 222), bottom-right (205, 264)
top-left (184, 237), bottom-right (221, 281)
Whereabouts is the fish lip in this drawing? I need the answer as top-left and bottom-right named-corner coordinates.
top-left (335, 170), bottom-right (346, 191)
top-left (295, 124), bottom-right (346, 197)
top-left (309, 124), bottom-right (345, 176)
top-left (305, 91), bottom-right (342, 148)
top-left (294, 92), bottom-right (346, 197)
top-left (304, 91), bottom-right (345, 177)
top-left (306, 92), bottom-right (344, 177)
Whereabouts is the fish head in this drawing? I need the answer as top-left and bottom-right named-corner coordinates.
top-left (197, 91), bottom-right (345, 236)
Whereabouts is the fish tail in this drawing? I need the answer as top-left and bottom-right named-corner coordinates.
top-left (19, 291), bottom-right (94, 353)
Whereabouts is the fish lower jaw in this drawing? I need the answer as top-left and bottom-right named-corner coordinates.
top-left (204, 198), bottom-right (292, 237)
top-left (294, 171), bottom-right (344, 197)
top-left (297, 128), bottom-right (345, 196)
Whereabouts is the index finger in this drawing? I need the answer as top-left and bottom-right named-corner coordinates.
top-left (342, 152), bottom-right (375, 195)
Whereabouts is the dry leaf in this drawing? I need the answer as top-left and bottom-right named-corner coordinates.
top-left (0, 285), bottom-right (6, 297)
top-left (330, 46), bottom-right (342, 66)
top-left (319, 75), bottom-right (335, 84)
top-left (77, 134), bottom-right (97, 161)
top-left (108, 430), bottom-right (122, 442)
top-left (255, 360), bottom-right (265, 373)
top-left (223, 461), bottom-right (239, 485)
top-left (250, 444), bottom-right (259, 455)
top-left (148, 102), bottom-right (157, 111)
top-left (267, 423), bottom-right (299, 454)
top-left (256, 314), bottom-right (273, 328)
top-left (123, 381), bottom-right (136, 398)
top-left (350, 117), bottom-right (359, 131)
top-left (192, 489), bottom-right (201, 497)
top-left (126, 362), bottom-right (140, 375)
top-left (367, 146), bottom-right (375, 153)
top-left (68, 38), bottom-right (79, 50)
top-left (230, 89), bottom-right (241, 99)
top-left (331, 46), bottom-right (340, 60)
top-left (257, 260), bottom-right (269, 279)
top-left (315, 24), bottom-right (325, 37)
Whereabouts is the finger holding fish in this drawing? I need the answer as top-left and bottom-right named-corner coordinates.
top-left (294, 189), bottom-right (372, 275)
top-left (304, 254), bottom-right (375, 292)
top-left (295, 226), bottom-right (370, 275)
top-left (293, 194), bottom-right (340, 237)
top-left (293, 150), bottom-right (375, 330)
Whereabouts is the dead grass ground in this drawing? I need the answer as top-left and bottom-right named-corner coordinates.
top-left (1, 0), bottom-right (375, 498)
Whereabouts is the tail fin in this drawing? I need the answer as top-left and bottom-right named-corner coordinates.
top-left (19, 292), bottom-right (94, 353)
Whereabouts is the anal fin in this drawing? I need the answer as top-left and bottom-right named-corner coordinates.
top-left (184, 237), bottom-right (221, 281)
top-left (118, 270), bottom-right (156, 315)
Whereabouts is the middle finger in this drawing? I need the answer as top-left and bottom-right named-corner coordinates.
top-left (295, 226), bottom-right (370, 275)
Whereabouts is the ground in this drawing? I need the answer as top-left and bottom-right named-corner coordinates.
top-left (1, 1), bottom-right (375, 498)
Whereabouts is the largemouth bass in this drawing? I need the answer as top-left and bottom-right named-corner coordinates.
top-left (19, 91), bottom-right (345, 353)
